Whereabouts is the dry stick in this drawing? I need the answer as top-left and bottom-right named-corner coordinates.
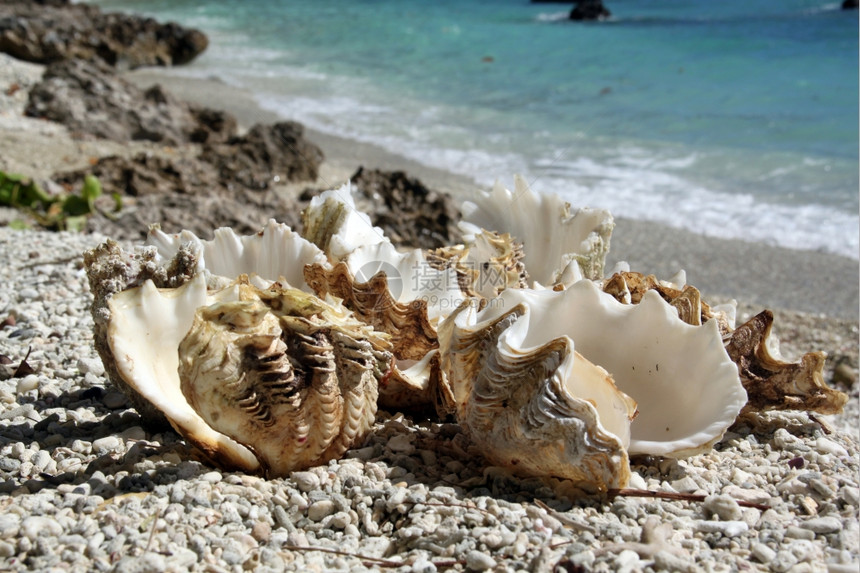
top-left (143, 507), bottom-right (163, 554)
top-left (19, 254), bottom-right (81, 269)
top-left (281, 545), bottom-right (463, 569)
top-left (607, 488), bottom-right (770, 511)
top-left (534, 499), bottom-right (595, 533)
top-left (807, 413), bottom-right (833, 435)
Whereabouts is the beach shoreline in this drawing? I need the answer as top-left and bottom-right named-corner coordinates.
top-left (120, 68), bottom-right (860, 319)
top-left (0, 33), bottom-right (858, 572)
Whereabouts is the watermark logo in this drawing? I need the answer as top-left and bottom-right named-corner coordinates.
top-left (352, 259), bottom-right (509, 312)
top-left (355, 260), bottom-right (403, 312)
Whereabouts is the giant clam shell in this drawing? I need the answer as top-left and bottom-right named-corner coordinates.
top-left (438, 279), bottom-right (748, 488)
top-left (302, 186), bottom-right (531, 409)
top-left (84, 176), bottom-right (843, 488)
top-left (602, 270), bottom-right (847, 415)
top-left (145, 218), bottom-right (328, 293)
top-left (84, 221), bottom-right (393, 476)
top-left (104, 275), bottom-right (390, 476)
top-left (460, 175), bottom-right (614, 283)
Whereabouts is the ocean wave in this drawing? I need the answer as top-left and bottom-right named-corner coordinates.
top-left (534, 11), bottom-right (568, 23)
top-left (250, 86), bottom-right (858, 260)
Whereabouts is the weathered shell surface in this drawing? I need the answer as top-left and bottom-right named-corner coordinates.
top-left (106, 274), bottom-right (261, 471)
top-left (426, 229), bottom-right (529, 300)
top-left (460, 175), bottom-right (614, 283)
top-left (602, 270), bottom-right (736, 334)
top-left (179, 281), bottom-right (390, 476)
top-left (439, 279), bottom-right (747, 478)
top-left (302, 184), bottom-right (387, 262)
top-left (438, 292), bottom-right (635, 491)
top-left (304, 240), bottom-right (462, 361)
top-left (726, 310), bottom-right (847, 415)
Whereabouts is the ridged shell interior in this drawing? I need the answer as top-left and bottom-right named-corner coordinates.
top-left (457, 280), bottom-right (747, 456)
top-left (343, 241), bottom-right (464, 321)
top-left (440, 298), bottom-right (634, 490)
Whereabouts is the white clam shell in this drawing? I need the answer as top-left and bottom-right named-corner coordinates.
top-left (146, 219), bottom-right (327, 291)
top-left (302, 183), bottom-right (388, 261)
top-left (460, 175), bottom-right (614, 284)
top-left (440, 279), bottom-right (747, 474)
top-left (107, 274), bottom-right (262, 472)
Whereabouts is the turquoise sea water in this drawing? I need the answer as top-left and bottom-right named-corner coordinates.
top-left (91, 0), bottom-right (858, 257)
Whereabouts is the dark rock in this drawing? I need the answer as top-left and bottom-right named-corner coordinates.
top-left (0, 0), bottom-right (207, 69)
top-left (301, 167), bottom-right (462, 250)
top-left (843, 0), bottom-right (858, 9)
top-left (84, 189), bottom-right (301, 242)
top-left (25, 59), bottom-right (237, 145)
top-left (53, 135), bottom-right (316, 238)
top-left (200, 122), bottom-right (324, 190)
top-left (55, 153), bottom-right (218, 198)
top-left (55, 153), bottom-right (304, 240)
top-left (570, 0), bottom-right (611, 21)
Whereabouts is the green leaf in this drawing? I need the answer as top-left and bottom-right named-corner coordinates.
top-left (60, 195), bottom-right (91, 218)
top-left (81, 175), bottom-right (102, 202)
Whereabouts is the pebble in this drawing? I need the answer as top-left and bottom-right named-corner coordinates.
top-left (703, 494), bottom-right (742, 521)
top-left (16, 375), bottom-right (39, 393)
top-left (307, 500), bottom-right (336, 521)
top-left (801, 516), bottom-right (842, 534)
top-left (200, 471), bottom-right (222, 483)
top-left (785, 526), bottom-right (816, 540)
top-left (815, 438), bottom-right (848, 458)
top-left (386, 433), bottom-right (415, 454)
top-left (751, 542), bottom-right (777, 563)
top-left (695, 520), bottom-right (749, 537)
top-left (102, 392), bottom-right (128, 409)
top-left (76, 357), bottom-right (105, 376)
top-left (21, 516), bottom-right (62, 540)
top-left (91, 436), bottom-right (122, 455)
top-left (291, 471), bottom-right (320, 492)
top-left (465, 549), bottom-right (496, 571)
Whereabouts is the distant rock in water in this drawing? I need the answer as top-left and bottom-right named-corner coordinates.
top-left (0, 0), bottom-right (208, 69)
top-left (25, 59), bottom-right (237, 145)
top-left (842, 0), bottom-right (858, 9)
top-left (570, 0), bottom-right (611, 21)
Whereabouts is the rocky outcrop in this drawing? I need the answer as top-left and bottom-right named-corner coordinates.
top-left (0, 0), bottom-right (208, 69)
top-left (25, 60), bottom-right (236, 145)
top-left (54, 152), bottom-right (307, 240)
top-left (201, 122), bottom-right (324, 190)
top-left (570, 0), bottom-right (611, 21)
top-left (52, 120), bottom-right (324, 239)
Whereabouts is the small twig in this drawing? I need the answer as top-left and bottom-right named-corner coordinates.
top-left (807, 413), bottom-right (833, 435)
top-left (144, 507), bottom-right (163, 554)
top-left (534, 499), bottom-right (595, 533)
top-left (607, 488), bottom-right (769, 511)
top-left (19, 254), bottom-right (82, 269)
top-left (422, 501), bottom-right (496, 517)
top-left (281, 545), bottom-right (463, 569)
